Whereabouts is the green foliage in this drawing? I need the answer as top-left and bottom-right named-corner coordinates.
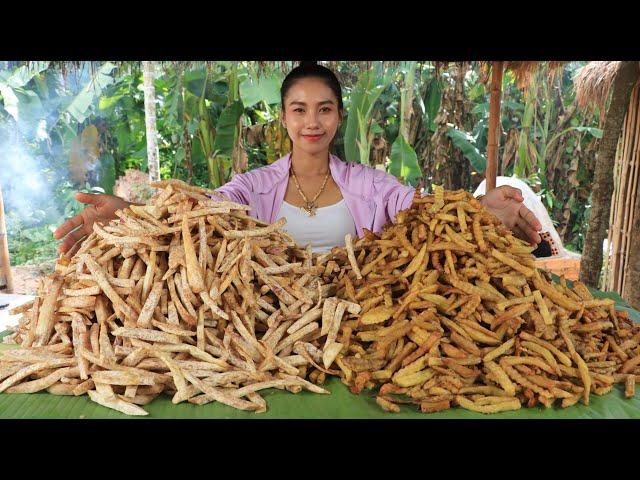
top-left (212, 100), bottom-right (243, 157)
top-left (63, 62), bottom-right (116, 124)
top-left (240, 71), bottom-right (283, 108)
top-left (446, 128), bottom-right (487, 172)
top-left (423, 77), bottom-right (442, 132)
top-left (389, 134), bottom-right (421, 186)
top-left (344, 64), bottom-right (392, 164)
top-left (7, 221), bottom-right (59, 266)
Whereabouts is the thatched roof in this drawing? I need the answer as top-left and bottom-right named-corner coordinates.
top-left (574, 61), bottom-right (622, 113)
top-left (468, 61), bottom-right (568, 89)
top-left (504, 61), bottom-right (566, 89)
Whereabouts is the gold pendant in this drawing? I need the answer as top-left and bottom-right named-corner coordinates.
top-left (303, 203), bottom-right (316, 217)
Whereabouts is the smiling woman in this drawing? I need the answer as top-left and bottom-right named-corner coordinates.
top-left (54, 62), bottom-right (543, 256)
top-left (215, 62), bottom-right (418, 251)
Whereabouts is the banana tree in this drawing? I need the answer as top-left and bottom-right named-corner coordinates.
top-left (193, 64), bottom-right (245, 187)
top-left (0, 61), bottom-right (50, 137)
top-left (239, 66), bottom-right (290, 164)
top-left (190, 67), bottom-right (224, 188)
top-left (344, 62), bottom-right (393, 165)
top-left (389, 61), bottom-right (422, 185)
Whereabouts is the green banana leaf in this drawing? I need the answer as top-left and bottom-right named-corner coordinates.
top-left (424, 78), bottom-right (442, 132)
top-left (239, 72), bottom-right (283, 108)
top-left (96, 154), bottom-right (116, 195)
top-left (389, 134), bottom-right (422, 186)
top-left (446, 127), bottom-right (487, 173)
top-left (211, 100), bottom-right (243, 157)
top-left (0, 62), bottom-right (49, 89)
top-left (0, 85), bottom-right (45, 135)
top-left (1, 289), bottom-right (638, 419)
top-left (183, 68), bottom-right (228, 104)
top-left (0, 62), bottom-right (50, 134)
top-left (344, 67), bottom-right (389, 164)
top-left (63, 62), bottom-right (116, 124)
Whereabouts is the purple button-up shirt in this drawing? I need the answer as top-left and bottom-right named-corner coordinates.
top-left (215, 153), bottom-right (415, 237)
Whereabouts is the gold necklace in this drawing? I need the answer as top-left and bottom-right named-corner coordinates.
top-left (290, 159), bottom-right (331, 217)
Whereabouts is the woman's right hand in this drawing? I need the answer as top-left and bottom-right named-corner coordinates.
top-left (54, 192), bottom-right (133, 256)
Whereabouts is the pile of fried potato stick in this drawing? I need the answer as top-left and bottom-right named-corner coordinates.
top-left (317, 187), bottom-right (640, 414)
top-left (1, 180), bottom-right (357, 415)
top-left (2, 181), bottom-right (639, 417)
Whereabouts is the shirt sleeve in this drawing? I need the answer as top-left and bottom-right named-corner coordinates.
top-left (374, 171), bottom-right (416, 222)
top-left (213, 172), bottom-right (253, 206)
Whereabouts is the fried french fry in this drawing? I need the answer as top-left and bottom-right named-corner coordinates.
top-left (625, 375), bottom-right (636, 398)
top-left (344, 233), bottom-right (363, 280)
top-left (483, 360), bottom-right (516, 396)
top-left (137, 281), bottom-right (163, 328)
top-left (87, 389), bottom-right (149, 416)
top-left (5, 367), bottom-right (79, 394)
top-left (0, 358), bottom-right (76, 393)
top-left (182, 217), bottom-right (206, 294)
top-left (82, 255), bottom-right (137, 321)
top-left (456, 395), bottom-right (521, 414)
top-left (32, 275), bottom-right (64, 346)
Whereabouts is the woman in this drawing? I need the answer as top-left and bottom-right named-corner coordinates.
top-left (54, 63), bottom-right (542, 256)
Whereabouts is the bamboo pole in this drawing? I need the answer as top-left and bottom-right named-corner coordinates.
top-left (621, 85), bottom-right (640, 295)
top-left (607, 140), bottom-right (621, 290)
top-left (611, 127), bottom-right (626, 288)
top-left (603, 134), bottom-right (622, 290)
top-left (622, 82), bottom-right (640, 308)
top-left (614, 85), bottom-right (638, 292)
top-left (615, 88), bottom-right (637, 291)
top-left (0, 182), bottom-right (14, 293)
top-left (605, 83), bottom-right (640, 297)
top-left (485, 61), bottom-right (504, 193)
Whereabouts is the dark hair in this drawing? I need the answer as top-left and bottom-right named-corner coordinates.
top-left (280, 62), bottom-right (344, 110)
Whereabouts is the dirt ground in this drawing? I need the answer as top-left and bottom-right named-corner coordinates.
top-left (6, 259), bottom-right (57, 295)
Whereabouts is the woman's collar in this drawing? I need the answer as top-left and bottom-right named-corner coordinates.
top-left (253, 152), bottom-right (349, 194)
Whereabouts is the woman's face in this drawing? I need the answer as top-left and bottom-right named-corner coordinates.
top-left (282, 77), bottom-right (342, 156)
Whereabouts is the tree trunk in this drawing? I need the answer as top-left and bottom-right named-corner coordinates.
top-left (0, 183), bottom-right (14, 293)
top-left (178, 69), bottom-right (193, 183)
top-left (446, 62), bottom-right (473, 191)
top-left (580, 61), bottom-right (640, 288)
top-left (400, 62), bottom-right (415, 143)
top-left (142, 61), bottom-right (161, 183)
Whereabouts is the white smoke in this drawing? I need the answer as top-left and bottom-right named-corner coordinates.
top-left (0, 140), bottom-right (56, 222)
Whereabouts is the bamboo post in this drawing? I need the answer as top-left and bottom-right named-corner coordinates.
top-left (607, 128), bottom-right (625, 289)
top-left (609, 84), bottom-right (639, 293)
top-left (621, 85), bottom-right (640, 301)
top-left (485, 61), bottom-right (504, 193)
top-left (612, 89), bottom-right (635, 291)
top-left (0, 182), bottom-right (14, 293)
top-left (603, 137), bottom-right (621, 290)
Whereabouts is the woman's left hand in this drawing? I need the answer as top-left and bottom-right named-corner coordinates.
top-left (479, 186), bottom-right (542, 246)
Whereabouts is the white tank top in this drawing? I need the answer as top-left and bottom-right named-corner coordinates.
top-left (277, 199), bottom-right (357, 253)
